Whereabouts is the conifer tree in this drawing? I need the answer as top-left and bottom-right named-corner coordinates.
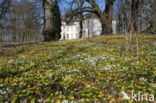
top-left (43, 0), bottom-right (61, 41)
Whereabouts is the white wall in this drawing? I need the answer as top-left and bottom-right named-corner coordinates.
top-left (61, 22), bottom-right (79, 40)
top-left (61, 18), bottom-right (117, 40)
top-left (112, 20), bottom-right (117, 34)
top-left (82, 18), bottom-right (102, 37)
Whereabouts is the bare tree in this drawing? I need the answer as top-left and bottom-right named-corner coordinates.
top-left (0, 0), bottom-right (11, 41)
top-left (130, 0), bottom-right (139, 33)
top-left (65, 0), bottom-right (116, 35)
top-left (143, 0), bottom-right (156, 34)
top-left (65, 0), bottom-right (85, 38)
top-left (117, 0), bottom-right (131, 34)
top-left (117, 0), bottom-right (141, 34)
top-left (0, 0), bottom-right (10, 19)
top-left (0, 0), bottom-right (42, 42)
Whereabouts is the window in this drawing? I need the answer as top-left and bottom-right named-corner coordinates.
top-left (71, 34), bottom-right (73, 39)
top-left (67, 34), bottom-right (69, 39)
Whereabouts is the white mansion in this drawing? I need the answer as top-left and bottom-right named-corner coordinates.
top-left (60, 18), bottom-right (117, 40)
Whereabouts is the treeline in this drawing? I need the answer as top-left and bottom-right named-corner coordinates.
top-left (117, 0), bottom-right (156, 34)
top-left (0, 0), bottom-right (43, 42)
top-left (0, 0), bottom-right (156, 42)
top-left (64, 0), bottom-right (156, 35)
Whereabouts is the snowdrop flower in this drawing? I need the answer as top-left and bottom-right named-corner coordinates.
top-left (7, 59), bottom-right (14, 64)
top-left (0, 90), bottom-right (6, 94)
top-left (46, 73), bottom-right (53, 77)
top-left (101, 65), bottom-right (112, 71)
top-left (69, 69), bottom-right (79, 72)
top-left (110, 57), bottom-right (116, 61)
top-left (139, 77), bottom-right (147, 81)
top-left (62, 100), bottom-right (68, 103)
top-left (84, 58), bottom-right (97, 67)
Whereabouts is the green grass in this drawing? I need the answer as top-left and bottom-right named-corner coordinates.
top-left (0, 35), bottom-right (156, 102)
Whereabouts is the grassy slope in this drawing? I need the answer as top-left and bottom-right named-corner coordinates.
top-left (0, 35), bottom-right (156, 102)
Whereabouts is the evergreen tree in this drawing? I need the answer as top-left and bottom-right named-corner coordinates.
top-left (53, 0), bottom-right (61, 39)
top-left (43, 0), bottom-right (61, 41)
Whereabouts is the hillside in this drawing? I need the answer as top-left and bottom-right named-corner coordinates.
top-left (0, 35), bottom-right (156, 102)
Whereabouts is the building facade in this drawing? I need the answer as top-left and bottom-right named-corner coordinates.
top-left (60, 22), bottom-right (79, 40)
top-left (60, 18), bottom-right (116, 40)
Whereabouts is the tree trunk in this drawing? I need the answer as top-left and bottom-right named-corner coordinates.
top-left (104, 2), bottom-right (113, 34)
top-left (131, 0), bottom-right (139, 33)
top-left (43, 0), bottom-right (61, 41)
top-left (85, 0), bottom-right (115, 35)
top-left (99, 15), bottom-right (106, 35)
top-left (79, 13), bottom-right (83, 38)
top-left (100, 17), bottom-right (112, 35)
top-left (99, 14), bottom-right (112, 35)
top-left (43, 0), bottom-right (54, 41)
top-left (99, 2), bottom-right (113, 35)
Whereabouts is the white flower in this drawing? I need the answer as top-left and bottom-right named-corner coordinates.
top-left (139, 77), bottom-right (147, 81)
top-left (19, 56), bottom-right (26, 59)
top-left (110, 57), bottom-right (116, 61)
top-left (101, 65), bottom-right (112, 71)
top-left (7, 59), bottom-right (14, 64)
top-left (0, 90), bottom-right (6, 94)
top-left (46, 73), bottom-right (53, 77)
top-left (67, 69), bottom-right (80, 73)
top-left (86, 84), bottom-right (91, 88)
top-left (62, 100), bottom-right (68, 103)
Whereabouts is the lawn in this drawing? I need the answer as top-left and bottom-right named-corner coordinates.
top-left (0, 35), bottom-right (156, 102)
